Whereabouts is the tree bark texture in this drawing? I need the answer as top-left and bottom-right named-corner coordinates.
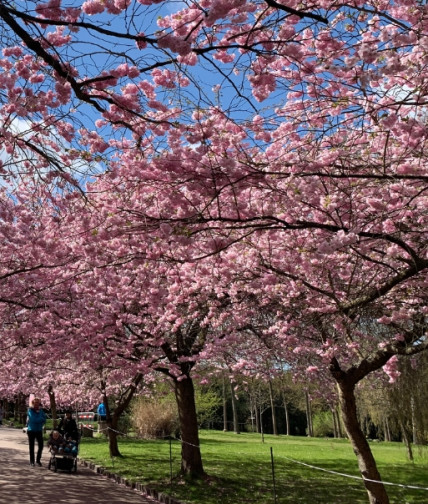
top-left (411, 395), bottom-right (419, 445)
top-left (305, 390), bottom-right (313, 437)
top-left (337, 380), bottom-right (390, 504)
top-left (331, 406), bottom-right (338, 438)
top-left (105, 373), bottom-right (144, 458)
top-left (269, 380), bottom-right (278, 435)
top-left (283, 399), bottom-right (290, 436)
top-left (336, 407), bottom-right (344, 438)
top-left (47, 385), bottom-right (58, 429)
top-left (107, 418), bottom-right (121, 458)
top-left (174, 377), bottom-right (205, 477)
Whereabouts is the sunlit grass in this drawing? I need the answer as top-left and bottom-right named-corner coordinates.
top-left (78, 431), bottom-right (428, 504)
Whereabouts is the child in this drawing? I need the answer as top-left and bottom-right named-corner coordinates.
top-left (48, 430), bottom-right (65, 454)
top-left (64, 436), bottom-right (78, 456)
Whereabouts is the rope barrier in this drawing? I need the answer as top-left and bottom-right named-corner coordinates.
top-left (80, 424), bottom-right (201, 448)
top-left (78, 423), bottom-right (428, 493)
top-left (274, 454), bottom-right (428, 492)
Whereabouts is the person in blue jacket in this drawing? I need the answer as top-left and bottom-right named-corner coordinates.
top-left (97, 402), bottom-right (106, 421)
top-left (27, 397), bottom-right (47, 466)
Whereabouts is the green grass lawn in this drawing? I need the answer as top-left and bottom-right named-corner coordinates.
top-left (78, 431), bottom-right (428, 504)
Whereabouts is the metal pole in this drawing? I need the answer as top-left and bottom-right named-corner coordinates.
top-left (270, 447), bottom-right (277, 504)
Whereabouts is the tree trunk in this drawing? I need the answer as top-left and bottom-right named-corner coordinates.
top-left (411, 395), bottom-right (418, 445)
top-left (18, 393), bottom-right (27, 424)
top-left (337, 379), bottom-right (390, 504)
top-left (305, 390), bottom-right (313, 437)
top-left (230, 379), bottom-right (240, 434)
top-left (105, 373), bottom-right (144, 458)
top-left (100, 392), bottom-right (122, 458)
top-left (398, 417), bottom-right (413, 462)
top-left (105, 396), bottom-right (121, 457)
top-left (283, 398), bottom-right (290, 436)
top-left (223, 375), bottom-right (228, 432)
top-left (335, 406), bottom-right (344, 438)
top-left (268, 380), bottom-right (278, 435)
top-left (249, 398), bottom-right (255, 432)
top-left (47, 384), bottom-right (58, 429)
top-left (174, 376), bottom-right (205, 477)
top-left (2, 400), bottom-right (9, 421)
top-left (331, 406), bottom-right (338, 438)
top-left (260, 406), bottom-right (265, 442)
top-left (255, 404), bottom-right (260, 433)
top-left (107, 416), bottom-right (121, 457)
top-left (383, 418), bottom-right (391, 442)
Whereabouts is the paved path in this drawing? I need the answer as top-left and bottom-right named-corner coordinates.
top-left (0, 426), bottom-right (163, 504)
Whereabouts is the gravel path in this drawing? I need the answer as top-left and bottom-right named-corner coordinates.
top-left (0, 426), bottom-right (166, 504)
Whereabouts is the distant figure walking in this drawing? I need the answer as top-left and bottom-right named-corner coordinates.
top-left (27, 397), bottom-right (46, 466)
top-left (97, 402), bottom-right (107, 421)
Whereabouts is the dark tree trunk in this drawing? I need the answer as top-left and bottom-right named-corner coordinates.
top-left (284, 401), bottom-right (290, 436)
top-left (410, 395), bottom-right (419, 445)
top-left (383, 418), bottom-right (391, 442)
top-left (268, 380), bottom-right (278, 435)
top-left (105, 373), bottom-right (144, 458)
top-left (17, 393), bottom-right (27, 424)
top-left (335, 407), bottom-right (343, 438)
top-left (107, 416), bottom-right (121, 457)
top-left (282, 390), bottom-right (290, 435)
top-left (305, 390), bottom-right (313, 437)
top-left (336, 378), bottom-right (390, 504)
top-left (47, 384), bottom-right (58, 429)
top-left (100, 389), bottom-right (122, 458)
top-left (174, 376), bottom-right (205, 477)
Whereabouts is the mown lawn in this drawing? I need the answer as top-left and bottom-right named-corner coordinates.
top-left (78, 431), bottom-right (428, 504)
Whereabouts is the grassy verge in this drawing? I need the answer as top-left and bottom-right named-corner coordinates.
top-left (78, 431), bottom-right (428, 504)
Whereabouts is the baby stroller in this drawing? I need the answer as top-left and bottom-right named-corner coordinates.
top-left (47, 430), bottom-right (79, 473)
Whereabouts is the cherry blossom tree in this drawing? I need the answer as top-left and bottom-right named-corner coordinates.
top-left (0, 1), bottom-right (427, 503)
top-left (54, 220), bottom-right (246, 476)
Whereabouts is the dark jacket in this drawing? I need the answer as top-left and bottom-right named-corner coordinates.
top-left (58, 416), bottom-right (79, 440)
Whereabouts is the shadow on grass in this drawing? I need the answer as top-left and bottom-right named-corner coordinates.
top-left (159, 458), bottom-right (368, 504)
top-left (80, 436), bottom-right (428, 504)
top-left (181, 453), bottom-right (428, 504)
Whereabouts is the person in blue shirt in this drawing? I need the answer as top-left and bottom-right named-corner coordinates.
top-left (27, 397), bottom-right (47, 466)
top-left (97, 402), bottom-right (106, 421)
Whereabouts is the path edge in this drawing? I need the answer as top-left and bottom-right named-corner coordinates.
top-left (78, 458), bottom-right (184, 504)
